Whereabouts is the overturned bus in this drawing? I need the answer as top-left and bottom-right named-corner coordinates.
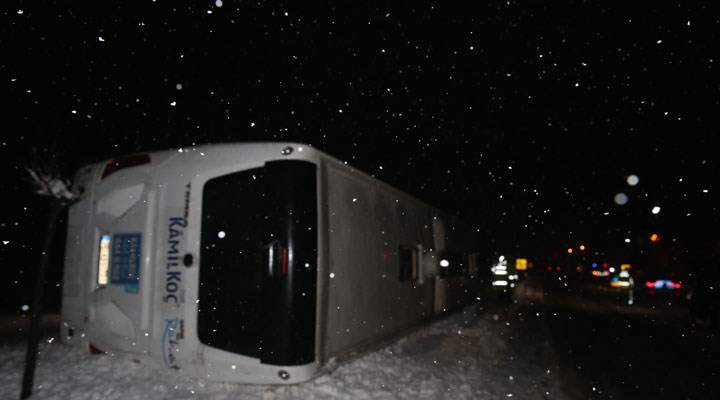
top-left (61, 142), bottom-right (491, 384)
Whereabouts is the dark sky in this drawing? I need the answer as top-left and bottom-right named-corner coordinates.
top-left (1, 1), bottom-right (719, 271)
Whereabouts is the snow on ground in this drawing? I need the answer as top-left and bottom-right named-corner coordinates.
top-left (1, 285), bottom-right (565, 400)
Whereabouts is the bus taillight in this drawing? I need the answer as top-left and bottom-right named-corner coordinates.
top-left (101, 154), bottom-right (151, 179)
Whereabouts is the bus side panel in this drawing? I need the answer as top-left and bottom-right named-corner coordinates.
top-left (61, 164), bottom-right (104, 343)
top-left (321, 161), bottom-right (436, 360)
top-left (61, 198), bottom-right (95, 342)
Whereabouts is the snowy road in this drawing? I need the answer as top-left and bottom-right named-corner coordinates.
top-left (5, 275), bottom-right (713, 400)
top-left (0, 281), bottom-right (565, 400)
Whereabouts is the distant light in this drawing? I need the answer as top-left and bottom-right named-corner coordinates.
top-left (651, 206), bottom-right (661, 215)
top-left (627, 175), bottom-right (640, 186)
top-left (650, 233), bottom-right (660, 242)
top-left (614, 193), bottom-right (629, 205)
top-left (624, 238), bottom-right (631, 243)
top-left (645, 280), bottom-right (681, 289)
top-left (609, 267), bottom-right (616, 273)
top-left (329, 273), bottom-right (335, 279)
top-left (493, 269), bottom-right (508, 276)
top-left (567, 248), bottom-right (573, 254)
top-left (440, 259), bottom-right (450, 268)
top-left (217, 231), bottom-right (226, 239)
top-left (579, 245), bottom-right (586, 251)
top-left (492, 280), bottom-right (508, 287)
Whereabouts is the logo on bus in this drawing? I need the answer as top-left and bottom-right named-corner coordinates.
top-left (162, 318), bottom-right (183, 370)
top-left (164, 217), bottom-right (186, 305)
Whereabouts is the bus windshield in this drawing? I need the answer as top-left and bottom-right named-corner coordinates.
top-left (198, 160), bottom-right (318, 365)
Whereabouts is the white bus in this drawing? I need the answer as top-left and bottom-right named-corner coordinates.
top-left (61, 142), bottom-right (491, 384)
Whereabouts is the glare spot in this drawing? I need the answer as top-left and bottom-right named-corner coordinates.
top-left (217, 231), bottom-right (226, 239)
top-left (626, 174), bottom-right (639, 186)
top-left (614, 193), bottom-right (628, 205)
top-left (215, 0), bottom-right (223, 7)
top-left (651, 206), bottom-right (661, 215)
top-left (439, 259), bottom-right (450, 268)
top-left (352, 198), bottom-right (357, 202)
top-left (231, 365), bottom-right (236, 370)
top-left (175, 83), bottom-right (183, 90)
top-left (21, 305), bottom-right (29, 311)
top-left (170, 101), bottom-right (177, 106)
top-left (624, 238), bottom-right (631, 243)
top-left (329, 273), bottom-right (335, 279)
top-left (98, 36), bottom-right (105, 42)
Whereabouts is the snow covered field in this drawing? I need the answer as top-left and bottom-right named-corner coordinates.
top-left (0, 295), bottom-right (565, 400)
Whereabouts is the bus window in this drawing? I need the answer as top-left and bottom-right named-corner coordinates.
top-left (398, 246), bottom-right (419, 282)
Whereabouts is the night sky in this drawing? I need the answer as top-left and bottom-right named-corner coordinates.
top-left (1, 1), bottom-right (719, 300)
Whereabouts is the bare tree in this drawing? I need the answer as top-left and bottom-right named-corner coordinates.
top-left (20, 146), bottom-right (77, 400)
